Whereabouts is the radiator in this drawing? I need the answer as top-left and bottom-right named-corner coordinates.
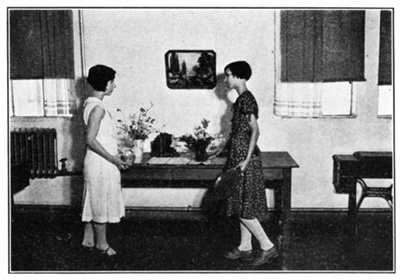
top-left (11, 128), bottom-right (59, 178)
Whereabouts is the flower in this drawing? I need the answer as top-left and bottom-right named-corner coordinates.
top-left (116, 103), bottom-right (162, 143)
top-left (172, 119), bottom-right (225, 157)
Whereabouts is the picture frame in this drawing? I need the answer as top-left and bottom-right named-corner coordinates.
top-left (165, 50), bottom-right (217, 89)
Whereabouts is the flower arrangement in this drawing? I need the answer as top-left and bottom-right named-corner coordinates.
top-left (116, 103), bottom-right (162, 164)
top-left (117, 103), bottom-right (160, 142)
top-left (172, 119), bottom-right (225, 161)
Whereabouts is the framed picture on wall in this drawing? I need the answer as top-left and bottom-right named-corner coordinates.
top-left (165, 50), bottom-right (216, 89)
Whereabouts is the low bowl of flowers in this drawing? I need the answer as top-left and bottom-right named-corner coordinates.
top-left (172, 119), bottom-right (225, 162)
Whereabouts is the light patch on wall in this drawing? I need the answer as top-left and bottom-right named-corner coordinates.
top-left (378, 85), bottom-right (393, 116)
top-left (321, 82), bottom-right (353, 116)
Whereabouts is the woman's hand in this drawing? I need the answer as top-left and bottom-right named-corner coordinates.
top-left (236, 159), bottom-right (250, 173)
top-left (208, 145), bottom-right (225, 160)
top-left (208, 153), bottom-right (218, 160)
top-left (112, 156), bottom-right (130, 170)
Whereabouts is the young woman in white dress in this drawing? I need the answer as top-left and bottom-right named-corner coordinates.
top-left (81, 65), bottom-right (129, 256)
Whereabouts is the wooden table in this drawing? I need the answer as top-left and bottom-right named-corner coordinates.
top-left (121, 151), bottom-right (299, 269)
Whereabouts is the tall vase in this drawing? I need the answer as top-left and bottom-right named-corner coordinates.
top-left (133, 139), bottom-right (144, 164)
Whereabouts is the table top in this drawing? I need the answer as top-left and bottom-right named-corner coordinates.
top-left (121, 152), bottom-right (298, 183)
top-left (353, 151), bottom-right (392, 159)
top-left (333, 152), bottom-right (392, 162)
top-left (259, 152), bottom-right (299, 169)
top-left (123, 151), bottom-right (299, 170)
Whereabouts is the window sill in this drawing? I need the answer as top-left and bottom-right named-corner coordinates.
top-left (320, 115), bottom-right (357, 119)
top-left (377, 115), bottom-right (392, 119)
top-left (10, 116), bottom-right (73, 122)
top-left (280, 115), bottom-right (356, 119)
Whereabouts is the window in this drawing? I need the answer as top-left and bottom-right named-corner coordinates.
top-left (10, 79), bottom-right (76, 117)
top-left (274, 81), bottom-right (356, 117)
top-left (378, 10), bottom-right (392, 117)
top-left (9, 9), bottom-right (76, 117)
top-left (275, 10), bottom-right (365, 118)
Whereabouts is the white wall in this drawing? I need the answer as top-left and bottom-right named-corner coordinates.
top-left (11, 9), bottom-right (392, 210)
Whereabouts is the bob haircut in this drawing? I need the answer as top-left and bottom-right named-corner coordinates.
top-left (224, 61), bottom-right (252, 81)
top-left (87, 65), bottom-right (116, 92)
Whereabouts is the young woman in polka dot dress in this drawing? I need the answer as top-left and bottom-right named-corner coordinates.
top-left (215, 61), bottom-right (278, 266)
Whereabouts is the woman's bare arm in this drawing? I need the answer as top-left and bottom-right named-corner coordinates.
top-left (86, 106), bottom-right (128, 169)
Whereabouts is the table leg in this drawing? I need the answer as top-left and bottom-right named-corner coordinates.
top-left (280, 169), bottom-right (292, 270)
top-left (347, 188), bottom-right (357, 235)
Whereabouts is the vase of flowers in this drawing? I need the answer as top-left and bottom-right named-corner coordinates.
top-left (116, 103), bottom-right (161, 164)
top-left (172, 119), bottom-right (225, 162)
top-left (132, 139), bottom-right (144, 164)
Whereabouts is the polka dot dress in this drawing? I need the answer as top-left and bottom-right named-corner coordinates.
top-left (222, 91), bottom-right (267, 219)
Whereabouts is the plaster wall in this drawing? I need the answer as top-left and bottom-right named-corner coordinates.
top-left (11, 9), bottom-right (392, 210)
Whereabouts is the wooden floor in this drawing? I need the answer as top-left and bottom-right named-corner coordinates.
top-left (9, 209), bottom-right (393, 272)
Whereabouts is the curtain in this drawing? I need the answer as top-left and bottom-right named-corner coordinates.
top-left (281, 10), bottom-right (365, 82)
top-left (378, 10), bottom-right (392, 85)
top-left (9, 10), bottom-right (76, 116)
top-left (10, 10), bottom-right (74, 79)
top-left (274, 83), bottom-right (323, 118)
top-left (280, 11), bottom-right (323, 82)
top-left (276, 10), bottom-right (365, 117)
top-left (11, 79), bottom-right (76, 116)
top-left (320, 11), bottom-right (365, 82)
top-left (43, 79), bottom-right (76, 115)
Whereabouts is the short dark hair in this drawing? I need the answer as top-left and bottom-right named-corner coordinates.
top-left (224, 61), bottom-right (252, 80)
top-left (87, 65), bottom-right (116, 91)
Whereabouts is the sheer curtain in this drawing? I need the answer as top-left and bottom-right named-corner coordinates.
top-left (43, 79), bottom-right (76, 115)
top-left (274, 10), bottom-right (365, 118)
top-left (274, 83), bottom-right (323, 118)
top-left (11, 79), bottom-right (76, 116)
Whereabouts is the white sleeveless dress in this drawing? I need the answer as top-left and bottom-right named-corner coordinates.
top-left (81, 97), bottom-right (125, 223)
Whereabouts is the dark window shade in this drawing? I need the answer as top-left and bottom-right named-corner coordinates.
top-left (10, 10), bottom-right (74, 79)
top-left (378, 10), bottom-right (392, 85)
top-left (281, 10), bottom-right (365, 82)
top-left (280, 11), bottom-right (322, 82)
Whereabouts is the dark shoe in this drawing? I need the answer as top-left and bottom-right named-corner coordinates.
top-left (82, 245), bottom-right (94, 252)
top-left (96, 246), bottom-right (117, 257)
top-left (224, 247), bottom-right (253, 260)
top-left (251, 246), bottom-right (279, 266)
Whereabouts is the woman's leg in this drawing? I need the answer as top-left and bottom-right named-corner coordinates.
top-left (224, 220), bottom-right (253, 259)
top-left (82, 222), bottom-right (95, 248)
top-left (240, 217), bottom-right (279, 266)
top-left (238, 221), bottom-right (253, 251)
top-left (239, 217), bottom-right (274, 250)
top-left (94, 222), bottom-right (117, 256)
